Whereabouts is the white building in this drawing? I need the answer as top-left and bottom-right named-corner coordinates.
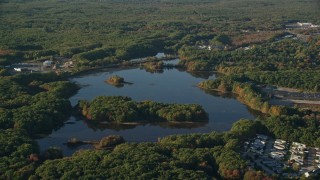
top-left (14, 68), bottom-right (22, 72)
top-left (43, 60), bottom-right (53, 67)
top-left (297, 22), bottom-right (313, 27)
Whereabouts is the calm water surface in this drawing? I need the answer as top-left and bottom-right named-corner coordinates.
top-left (37, 62), bottom-right (257, 155)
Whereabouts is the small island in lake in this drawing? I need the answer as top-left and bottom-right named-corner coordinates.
top-left (142, 61), bottom-right (164, 72)
top-left (78, 96), bottom-right (208, 123)
top-left (105, 75), bottom-right (131, 87)
top-left (66, 135), bottom-right (125, 150)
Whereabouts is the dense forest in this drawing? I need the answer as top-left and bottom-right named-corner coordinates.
top-left (0, 0), bottom-right (320, 179)
top-left (181, 37), bottom-right (320, 91)
top-left (0, 73), bottom-right (79, 134)
top-left (1, 0), bottom-right (319, 67)
top-left (0, 72), bottom-right (80, 178)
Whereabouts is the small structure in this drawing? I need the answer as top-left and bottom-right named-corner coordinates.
top-left (14, 68), bottom-right (29, 72)
top-left (198, 45), bottom-right (212, 51)
top-left (286, 22), bottom-right (320, 29)
top-left (43, 60), bottom-right (53, 67)
top-left (315, 148), bottom-right (320, 168)
top-left (297, 22), bottom-right (313, 27)
top-left (14, 68), bottom-right (22, 72)
top-left (305, 169), bottom-right (320, 178)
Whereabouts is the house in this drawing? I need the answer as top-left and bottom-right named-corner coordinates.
top-left (297, 22), bottom-right (312, 27)
top-left (275, 139), bottom-right (286, 144)
top-left (274, 145), bottom-right (285, 150)
top-left (270, 151), bottom-right (285, 160)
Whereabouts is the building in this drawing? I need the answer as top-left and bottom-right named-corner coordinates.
top-left (297, 22), bottom-right (312, 27)
top-left (286, 22), bottom-right (320, 29)
top-left (290, 142), bottom-right (307, 166)
top-left (315, 148), bottom-right (320, 168)
top-left (14, 68), bottom-right (29, 72)
top-left (14, 68), bottom-right (22, 72)
top-left (270, 139), bottom-right (287, 160)
top-left (43, 60), bottom-right (53, 67)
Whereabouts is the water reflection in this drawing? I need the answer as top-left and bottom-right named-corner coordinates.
top-left (83, 119), bottom-right (208, 131)
top-left (204, 90), bottom-right (263, 117)
top-left (84, 120), bottom-right (139, 131)
top-left (188, 71), bottom-right (215, 79)
top-left (140, 67), bottom-right (164, 74)
top-left (151, 121), bottom-right (208, 129)
top-left (203, 89), bottom-right (235, 98)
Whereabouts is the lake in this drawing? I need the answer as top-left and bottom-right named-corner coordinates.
top-left (37, 60), bottom-right (258, 155)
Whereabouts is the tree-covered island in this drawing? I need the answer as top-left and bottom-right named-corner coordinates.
top-left (105, 75), bottom-right (125, 87)
top-left (78, 96), bottom-right (208, 123)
